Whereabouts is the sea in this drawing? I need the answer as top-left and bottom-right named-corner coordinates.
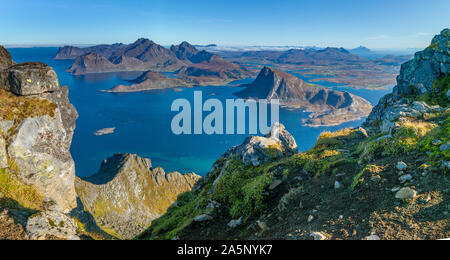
top-left (7, 47), bottom-right (393, 177)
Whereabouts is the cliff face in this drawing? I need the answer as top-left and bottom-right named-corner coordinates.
top-left (236, 67), bottom-right (373, 126)
top-left (139, 30), bottom-right (449, 241)
top-left (0, 47), bottom-right (85, 240)
top-left (75, 153), bottom-right (201, 239)
top-left (0, 60), bottom-right (78, 213)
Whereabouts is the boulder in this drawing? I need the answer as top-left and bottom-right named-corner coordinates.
top-left (397, 162), bottom-right (408, 171)
top-left (395, 187), bottom-right (417, 200)
top-left (228, 217), bottom-right (243, 229)
top-left (26, 211), bottom-right (80, 240)
top-left (440, 143), bottom-right (450, 152)
top-left (310, 232), bottom-right (327, 240)
top-left (7, 113), bottom-right (77, 213)
top-left (3, 62), bottom-right (60, 96)
top-left (194, 214), bottom-right (213, 222)
top-left (221, 123), bottom-right (298, 166)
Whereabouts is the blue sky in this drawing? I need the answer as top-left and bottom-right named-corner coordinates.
top-left (1, 0), bottom-right (449, 49)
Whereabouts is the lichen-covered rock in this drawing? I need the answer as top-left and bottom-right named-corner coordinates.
top-left (2, 62), bottom-right (60, 95)
top-left (7, 111), bottom-right (77, 213)
top-left (220, 123), bottom-right (298, 166)
top-left (75, 153), bottom-right (201, 239)
top-left (394, 29), bottom-right (449, 96)
top-left (0, 135), bottom-right (7, 169)
top-left (366, 29), bottom-right (449, 130)
top-left (0, 45), bottom-right (15, 70)
top-left (26, 211), bottom-right (80, 240)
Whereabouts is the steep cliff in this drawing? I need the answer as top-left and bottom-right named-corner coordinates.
top-left (0, 47), bottom-right (86, 240)
top-left (139, 30), bottom-right (449, 241)
top-left (76, 153), bottom-right (201, 239)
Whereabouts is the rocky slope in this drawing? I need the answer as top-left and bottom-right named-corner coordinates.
top-left (139, 29), bottom-right (449, 240)
top-left (76, 153), bottom-right (200, 239)
top-left (106, 71), bottom-right (192, 93)
top-left (236, 67), bottom-right (373, 126)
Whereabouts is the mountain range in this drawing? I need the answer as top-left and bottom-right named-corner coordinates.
top-left (56, 39), bottom-right (251, 86)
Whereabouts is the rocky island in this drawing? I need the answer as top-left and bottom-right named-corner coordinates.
top-left (236, 67), bottom-right (373, 126)
top-left (106, 71), bottom-right (191, 93)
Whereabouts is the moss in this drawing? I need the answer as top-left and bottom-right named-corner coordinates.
top-left (350, 165), bottom-right (384, 191)
top-left (0, 168), bottom-right (43, 210)
top-left (48, 218), bottom-right (56, 227)
top-left (416, 77), bottom-right (450, 107)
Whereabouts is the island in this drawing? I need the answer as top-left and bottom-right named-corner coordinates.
top-left (236, 67), bottom-right (373, 126)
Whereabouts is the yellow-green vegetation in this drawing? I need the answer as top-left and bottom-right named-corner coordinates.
top-left (350, 164), bottom-right (385, 191)
top-left (213, 159), bottom-right (274, 219)
top-left (417, 77), bottom-right (450, 107)
top-left (0, 168), bottom-right (43, 210)
top-left (0, 88), bottom-right (57, 121)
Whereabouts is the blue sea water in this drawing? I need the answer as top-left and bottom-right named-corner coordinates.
top-left (7, 48), bottom-right (392, 177)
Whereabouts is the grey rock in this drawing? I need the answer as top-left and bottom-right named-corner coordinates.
top-left (397, 162), bottom-right (408, 171)
top-left (307, 215), bottom-right (315, 223)
top-left (447, 89), bottom-right (450, 101)
top-left (395, 187), bottom-right (417, 200)
top-left (220, 123), bottom-right (298, 166)
top-left (399, 174), bottom-right (413, 183)
top-left (310, 232), bottom-right (327, 240)
top-left (194, 214), bottom-right (213, 222)
top-left (432, 140), bottom-right (443, 146)
top-left (365, 235), bottom-right (381, 240)
top-left (3, 62), bottom-right (60, 96)
top-left (334, 181), bottom-right (341, 190)
top-left (228, 217), bottom-right (243, 229)
top-left (0, 120), bottom-right (14, 134)
top-left (26, 211), bottom-right (80, 240)
top-left (440, 143), bottom-right (450, 152)
top-left (7, 113), bottom-right (77, 213)
top-left (0, 135), bottom-right (7, 168)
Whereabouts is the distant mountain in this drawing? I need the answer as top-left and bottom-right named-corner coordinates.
top-left (238, 47), bottom-right (366, 66)
top-left (349, 46), bottom-right (372, 56)
top-left (236, 67), bottom-right (373, 126)
top-left (107, 71), bottom-right (191, 93)
top-left (374, 54), bottom-right (413, 66)
top-left (57, 39), bottom-right (250, 85)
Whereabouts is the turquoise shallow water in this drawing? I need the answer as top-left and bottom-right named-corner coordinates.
top-left (8, 48), bottom-right (392, 177)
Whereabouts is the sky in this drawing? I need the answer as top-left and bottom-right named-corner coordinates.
top-left (1, 0), bottom-right (449, 49)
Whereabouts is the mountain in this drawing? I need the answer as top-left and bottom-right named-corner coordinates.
top-left (236, 67), bottom-right (373, 126)
top-left (107, 71), bottom-right (191, 93)
top-left (139, 29), bottom-right (450, 241)
top-left (75, 153), bottom-right (200, 239)
top-left (58, 39), bottom-right (250, 84)
top-left (276, 47), bottom-right (365, 65)
top-left (348, 46), bottom-right (372, 56)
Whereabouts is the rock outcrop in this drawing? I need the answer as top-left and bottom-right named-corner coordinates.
top-left (0, 50), bottom-right (78, 213)
top-left (218, 123), bottom-right (298, 167)
top-left (0, 46), bottom-right (15, 70)
top-left (366, 29), bottom-right (450, 131)
top-left (75, 153), bottom-right (201, 239)
top-left (107, 71), bottom-right (191, 93)
top-left (236, 67), bottom-right (373, 126)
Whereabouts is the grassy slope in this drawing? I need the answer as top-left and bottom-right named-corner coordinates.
top-left (139, 77), bottom-right (449, 240)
